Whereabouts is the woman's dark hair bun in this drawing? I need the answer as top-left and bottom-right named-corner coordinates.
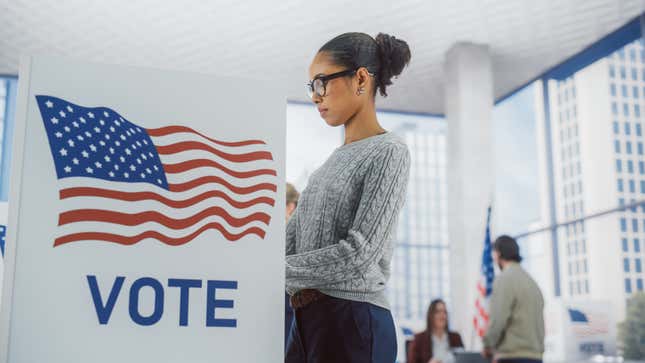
top-left (319, 32), bottom-right (411, 97)
top-left (374, 33), bottom-right (411, 97)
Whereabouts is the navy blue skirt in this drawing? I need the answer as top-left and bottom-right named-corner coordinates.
top-left (285, 295), bottom-right (397, 363)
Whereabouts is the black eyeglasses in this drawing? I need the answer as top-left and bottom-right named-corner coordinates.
top-left (305, 68), bottom-right (358, 98)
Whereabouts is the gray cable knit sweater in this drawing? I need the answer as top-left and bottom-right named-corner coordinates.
top-left (285, 132), bottom-right (410, 309)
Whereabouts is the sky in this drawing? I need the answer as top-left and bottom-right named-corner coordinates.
top-left (492, 84), bottom-right (541, 237)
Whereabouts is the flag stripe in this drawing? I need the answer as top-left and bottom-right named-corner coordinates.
top-left (155, 141), bottom-right (273, 162)
top-left (54, 223), bottom-right (266, 247)
top-left (58, 177), bottom-right (275, 200)
top-left (167, 176), bottom-right (277, 194)
top-left (157, 151), bottom-right (273, 173)
top-left (162, 159), bottom-right (277, 178)
top-left (475, 299), bottom-right (490, 321)
top-left (55, 216), bottom-right (269, 240)
top-left (477, 281), bottom-right (486, 296)
top-left (58, 207), bottom-right (271, 228)
top-left (147, 125), bottom-right (266, 147)
top-left (59, 187), bottom-right (275, 209)
top-left (158, 167), bottom-right (274, 189)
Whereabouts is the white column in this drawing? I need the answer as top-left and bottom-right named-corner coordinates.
top-left (444, 42), bottom-right (494, 348)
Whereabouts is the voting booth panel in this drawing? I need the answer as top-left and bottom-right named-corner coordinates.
top-left (0, 56), bottom-right (285, 363)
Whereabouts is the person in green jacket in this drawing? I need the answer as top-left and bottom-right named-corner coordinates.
top-left (482, 235), bottom-right (545, 363)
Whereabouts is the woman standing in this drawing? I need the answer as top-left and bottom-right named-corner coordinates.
top-left (407, 299), bottom-right (464, 363)
top-left (285, 32), bottom-right (411, 363)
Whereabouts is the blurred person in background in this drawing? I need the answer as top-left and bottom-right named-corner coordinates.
top-left (407, 299), bottom-right (464, 363)
top-left (286, 183), bottom-right (299, 219)
top-left (482, 235), bottom-right (544, 363)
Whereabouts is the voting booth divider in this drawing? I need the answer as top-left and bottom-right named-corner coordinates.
top-left (0, 56), bottom-right (286, 363)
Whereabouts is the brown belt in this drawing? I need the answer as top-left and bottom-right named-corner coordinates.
top-left (289, 289), bottom-right (327, 309)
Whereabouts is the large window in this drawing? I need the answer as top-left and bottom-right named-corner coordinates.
top-left (378, 112), bottom-right (449, 321)
top-left (0, 77), bottom-right (17, 201)
top-left (493, 84), bottom-right (540, 237)
top-left (285, 102), bottom-right (342, 192)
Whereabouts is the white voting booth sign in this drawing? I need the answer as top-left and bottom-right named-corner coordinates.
top-left (0, 57), bottom-right (285, 363)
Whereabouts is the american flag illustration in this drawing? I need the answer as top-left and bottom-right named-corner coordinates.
top-left (35, 95), bottom-right (276, 247)
top-left (568, 308), bottom-right (610, 337)
top-left (473, 206), bottom-right (494, 337)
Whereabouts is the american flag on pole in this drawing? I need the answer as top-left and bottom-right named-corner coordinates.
top-left (35, 95), bottom-right (277, 247)
top-left (473, 206), bottom-right (494, 337)
top-left (0, 225), bottom-right (4, 293)
top-left (0, 224), bottom-right (5, 257)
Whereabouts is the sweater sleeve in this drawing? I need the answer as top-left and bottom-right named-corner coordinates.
top-left (483, 275), bottom-right (515, 349)
top-left (285, 143), bottom-right (410, 290)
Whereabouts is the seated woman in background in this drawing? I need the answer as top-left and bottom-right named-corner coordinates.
top-left (407, 299), bottom-right (464, 363)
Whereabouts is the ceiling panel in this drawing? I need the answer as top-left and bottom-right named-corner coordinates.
top-left (0, 0), bottom-right (643, 114)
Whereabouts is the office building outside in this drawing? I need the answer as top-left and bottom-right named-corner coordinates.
top-left (533, 39), bottom-right (645, 322)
